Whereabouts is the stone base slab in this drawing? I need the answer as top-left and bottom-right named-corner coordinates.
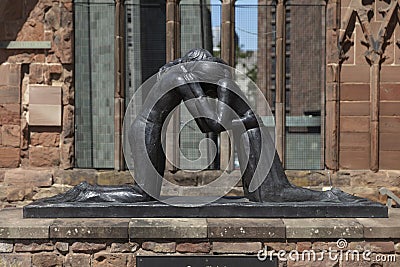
top-left (23, 196), bottom-right (388, 218)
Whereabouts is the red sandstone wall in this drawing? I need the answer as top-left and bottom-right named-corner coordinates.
top-left (339, 0), bottom-right (400, 170)
top-left (0, 0), bottom-right (73, 169)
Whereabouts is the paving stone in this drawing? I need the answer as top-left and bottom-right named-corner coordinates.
top-left (207, 218), bottom-right (285, 239)
top-left (0, 208), bottom-right (52, 239)
top-left (50, 218), bottom-right (129, 239)
top-left (212, 242), bottom-right (262, 254)
top-left (64, 254), bottom-right (91, 267)
top-left (142, 241), bottom-right (176, 253)
top-left (283, 218), bottom-right (363, 239)
top-left (129, 218), bottom-right (207, 239)
top-left (176, 242), bottom-right (211, 253)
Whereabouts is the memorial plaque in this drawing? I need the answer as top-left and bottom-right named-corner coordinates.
top-left (136, 256), bottom-right (277, 267)
top-left (0, 41), bottom-right (51, 49)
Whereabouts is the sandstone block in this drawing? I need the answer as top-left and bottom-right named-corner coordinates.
top-left (0, 241), bottom-right (13, 253)
top-left (55, 242), bottom-right (69, 253)
top-left (212, 242), bottom-right (262, 254)
top-left (110, 242), bottom-right (138, 253)
top-left (0, 254), bottom-right (31, 267)
top-left (53, 169), bottom-right (97, 186)
top-left (64, 254), bottom-right (90, 267)
top-left (4, 169), bottom-right (53, 187)
top-left (93, 253), bottom-right (129, 267)
top-left (0, 104), bottom-right (20, 125)
top-left (2, 125), bottom-right (20, 147)
top-left (30, 132), bottom-right (60, 147)
top-left (0, 147), bottom-right (20, 167)
top-left (15, 242), bottom-right (54, 252)
top-left (141, 242), bottom-right (176, 253)
top-left (176, 242), bottom-right (211, 253)
top-left (32, 253), bottom-right (63, 267)
top-left (29, 147), bottom-right (60, 167)
top-left (71, 242), bottom-right (106, 253)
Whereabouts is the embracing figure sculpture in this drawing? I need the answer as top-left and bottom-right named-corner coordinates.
top-left (45, 48), bottom-right (363, 204)
top-left (127, 48), bottom-right (361, 203)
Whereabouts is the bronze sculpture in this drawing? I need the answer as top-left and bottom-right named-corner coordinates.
top-left (44, 48), bottom-right (363, 204)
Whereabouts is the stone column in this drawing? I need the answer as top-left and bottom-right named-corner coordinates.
top-left (220, 0), bottom-right (235, 171)
top-left (275, 0), bottom-right (286, 165)
top-left (325, 0), bottom-right (340, 171)
top-left (166, 0), bottom-right (181, 171)
top-left (114, 0), bottom-right (125, 170)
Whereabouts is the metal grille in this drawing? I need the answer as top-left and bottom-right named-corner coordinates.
top-left (179, 0), bottom-right (220, 170)
top-left (75, 1), bottom-right (115, 168)
top-left (284, 3), bottom-right (325, 169)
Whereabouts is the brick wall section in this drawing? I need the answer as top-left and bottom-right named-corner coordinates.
top-left (0, 0), bottom-right (73, 169)
top-left (338, 1), bottom-right (400, 170)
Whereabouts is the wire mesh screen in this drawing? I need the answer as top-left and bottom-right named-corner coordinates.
top-left (233, 4), bottom-right (276, 169)
top-left (75, 1), bottom-right (115, 168)
top-left (284, 3), bottom-right (325, 169)
top-left (125, 0), bottom-right (166, 108)
top-left (179, 0), bottom-right (220, 170)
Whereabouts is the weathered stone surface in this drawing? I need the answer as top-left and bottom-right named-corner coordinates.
top-left (130, 218), bottom-right (207, 239)
top-left (29, 147), bottom-right (60, 167)
top-left (93, 253), bottom-right (129, 267)
top-left (395, 242), bottom-right (400, 253)
top-left (30, 132), bottom-right (60, 147)
top-left (212, 242), bottom-right (262, 254)
top-left (32, 184), bottom-right (72, 201)
top-left (32, 252), bottom-right (63, 267)
top-left (142, 242), bottom-right (176, 253)
top-left (60, 139), bottom-right (73, 169)
top-left (287, 258), bottom-right (338, 267)
top-left (0, 253), bottom-right (31, 267)
top-left (264, 242), bottom-right (296, 252)
top-left (176, 242), bottom-right (211, 253)
top-left (29, 63), bottom-right (44, 84)
top-left (0, 170), bottom-right (4, 183)
top-left (62, 105), bottom-right (74, 138)
top-left (110, 242), bottom-right (138, 253)
top-left (0, 208), bottom-right (53, 239)
top-left (357, 216), bottom-right (400, 238)
top-left (64, 254), bottom-right (90, 267)
top-left (283, 218), bottom-right (363, 239)
top-left (349, 241), bottom-right (395, 253)
top-left (44, 5), bottom-right (61, 31)
top-left (296, 242), bottom-right (312, 252)
top-left (6, 186), bottom-right (35, 201)
top-left (4, 169), bottom-right (53, 187)
top-left (71, 242), bottom-right (106, 253)
top-left (53, 27), bottom-right (72, 64)
top-left (0, 104), bottom-right (19, 125)
top-left (2, 125), bottom-right (20, 147)
top-left (0, 241), bottom-right (13, 253)
top-left (53, 169), bottom-right (97, 186)
top-left (0, 147), bottom-right (19, 167)
top-left (15, 242), bottom-right (54, 252)
top-left (207, 218), bottom-right (285, 239)
top-left (97, 171), bottom-right (134, 186)
top-left (50, 219), bottom-right (129, 239)
top-left (55, 242), bottom-right (69, 253)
